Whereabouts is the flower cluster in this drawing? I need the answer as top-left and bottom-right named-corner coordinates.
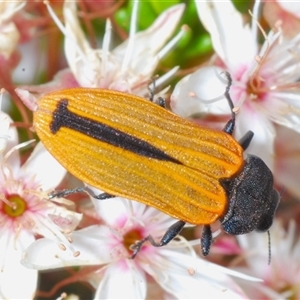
top-left (1, 1), bottom-right (300, 299)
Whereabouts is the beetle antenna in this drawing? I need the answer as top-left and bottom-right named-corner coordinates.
top-left (222, 72), bottom-right (237, 135)
top-left (267, 230), bottom-right (271, 265)
top-left (223, 72), bottom-right (235, 114)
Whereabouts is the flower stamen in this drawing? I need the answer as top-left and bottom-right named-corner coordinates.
top-left (157, 25), bottom-right (188, 60)
top-left (123, 228), bottom-right (143, 254)
top-left (3, 194), bottom-right (26, 217)
top-left (121, 1), bottom-right (139, 73)
top-left (2, 139), bottom-right (35, 179)
top-left (0, 192), bottom-right (15, 207)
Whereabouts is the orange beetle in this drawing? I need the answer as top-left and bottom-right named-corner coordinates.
top-left (33, 73), bottom-right (279, 257)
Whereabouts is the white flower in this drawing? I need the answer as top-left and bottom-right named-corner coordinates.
top-left (233, 219), bottom-right (300, 299)
top-left (0, 112), bottom-right (82, 299)
top-left (170, 0), bottom-right (300, 173)
top-left (0, 1), bottom-right (24, 59)
top-left (263, 1), bottom-right (300, 38)
top-left (16, 1), bottom-right (186, 106)
top-left (22, 196), bottom-right (258, 299)
top-left (45, 0), bottom-right (185, 95)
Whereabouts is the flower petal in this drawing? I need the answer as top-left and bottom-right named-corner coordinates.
top-left (91, 194), bottom-right (177, 233)
top-left (22, 225), bottom-right (119, 270)
top-left (113, 4), bottom-right (185, 75)
top-left (142, 249), bottom-right (254, 299)
top-left (235, 104), bottom-right (276, 171)
top-left (0, 1), bottom-right (24, 59)
top-left (275, 125), bottom-right (300, 198)
top-left (277, 1), bottom-right (300, 18)
top-left (0, 111), bottom-right (20, 172)
top-left (263, 91), bottom-right (300, 132)
top-left (0, 231), bottom-right (37, 299)
top-left (21, 142), bottom-right (67, 190)
top-left (63, 1), bottom-right (99, 87)
top-left (195, 0), bottom-right (257, 69)
top-left (91, 193), bottom-right (131, 226)
top-left (94, 260), bottom-right (146, 299)
top-left (170, 66), bottom-right (230, 118)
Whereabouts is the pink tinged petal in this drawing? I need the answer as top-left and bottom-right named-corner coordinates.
top-left (113, 4), bottom-right (185, 75)
top-left (90, 193), bottom-right (129, 226)
top-left (25, 210), bottom-right (82, 249)
top-left (46, 209), bottom-right (82, 232)
top-left (43, 68), bottom-right (79, 89)
top-left (0, 231), bottom-right (37, 299)
top-left (134, 201), bottom-right (178, 232)
top-left (22, 225), bottom-right (119, 270)
top-left (170, 67), bottom-right (232, 118)
top-left (275, 125), bottom-right (300, 198)
top-left (142, 250), bottom-right (255, 299)
top-left (256, 31), bottom-right (300, 84)
top-left (15, 87), bottom-right (38, 111)
top-left (16, 69), bottom-right (79, 102)
top-left (212, 236), bottom-right (242, 255)
top-left (92, 196), bottom-right (179, 237)
top-left (195, 0), bottom-right (257, 69)
top-left (20, 142), bottom-right (67, 190)
top-left (0, 1), bottom-right (25, 22)
top-left (95, 260), bottom-right (146, 299)
top-left (277, 1), bottom-right (300, 18)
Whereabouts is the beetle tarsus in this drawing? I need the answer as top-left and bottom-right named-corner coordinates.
top-left (130, 220), bottom-right (186, 259)
top-left (90, 191), bottom-right (114, 200)
top-left (48, 187), bottom-right (86, 199)
top-left (157, 97), bottom-right (166, 108)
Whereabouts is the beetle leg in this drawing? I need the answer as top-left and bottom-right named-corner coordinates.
top-left (88, 191), bottom-right (114, 200)
top-left (201, 225), bottom-right (212, 256)
top-left (130, 220), bottom-right (186, 259)
top-left (157, 97), bottom-right (166, 108)
top-left (48, 187), bottom-right (114, 200)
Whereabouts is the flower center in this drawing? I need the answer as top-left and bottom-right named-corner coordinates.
top-left (247, 76), bottom-right (264, 100)
top-left (3, 194), bottom-right (27, 217)
top-left (123, 228), bottom-right (143, 254)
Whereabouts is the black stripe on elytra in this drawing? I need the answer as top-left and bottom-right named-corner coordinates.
top-left (50, 99), bottom-right (181, 163)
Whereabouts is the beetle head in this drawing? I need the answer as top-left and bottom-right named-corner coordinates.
top-left (220, 155), bottom-right (280, 235)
